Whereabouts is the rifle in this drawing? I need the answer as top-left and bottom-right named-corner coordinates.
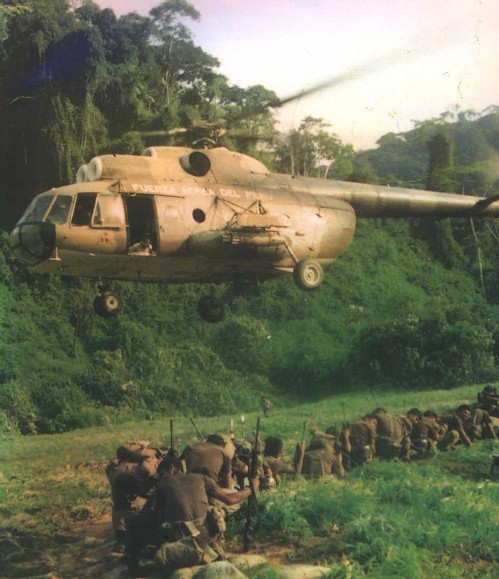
top-left (190, 417), bottom-right (203, 441)
top-left (166, 419), bottom-right (179, 458)
top-left (243, 417), bottom-right (261, 551)
top-left (293, 420), bottom-right (307, 477)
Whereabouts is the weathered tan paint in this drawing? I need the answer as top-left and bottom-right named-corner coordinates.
top-left (10, 147), bottom-right (498, 285)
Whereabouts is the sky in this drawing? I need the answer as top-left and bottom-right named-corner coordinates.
top-left (95, 0), bottom-right (499, 150)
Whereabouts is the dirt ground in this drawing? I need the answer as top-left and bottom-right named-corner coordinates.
top-left (1, 514), bottom-right (292, 579)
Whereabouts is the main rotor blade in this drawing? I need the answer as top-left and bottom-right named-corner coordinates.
top-left (270, 44), bottom-right (435, 109)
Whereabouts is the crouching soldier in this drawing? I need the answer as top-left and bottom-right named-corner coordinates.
top-left (438, 405), bottom-right (473, 450)
top-left (155, 456), bottom-right (258, 574)
top-left (106, 441), bottom-right (163, 553)
top-left (421, 411), bottom-right (443, 456)
top-left (302, 434), bottom-right (345, 480)
top-left (372, 408), bottom-right (405, 460)
top-left (477, 385), bottom-right (499, 418)
top-left (263, 436), bottom-right (295, 485)
top-left (465, 408), bottom-right (498, 441)
top-left (348, 414), bottom-right (377, 467)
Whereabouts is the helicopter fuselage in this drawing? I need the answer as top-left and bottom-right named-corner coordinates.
top-left (9, 147), bottom-right (358, 284)
top-left (9, 146), bottom-right (498, 320)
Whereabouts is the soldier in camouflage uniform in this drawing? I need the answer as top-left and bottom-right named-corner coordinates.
top-left (260, 396), bottom-right (272, 417)
top-left (348, 414), bottom-right (377, 467)
top-left (421, 410), bottom-right (443, 455)
top-left (106, 441), bottom-right (162, 553)
top-left (182, 433), bottom-right (233, 488)
top-left (263, 436), bottom-right (295, 484)
top-left (438, 405), bottom-right (473, 450)
top-left (477, 385), bottom-right (498, 418)
top-left (155, 456), bottom-right (258, 574)
top-left (301, 435), bottom-right (346, 479)
top-left (372, 408), bottom-right (405, 460)
top-left (405, 408), bottom-right (432, 459)
top-left (465, 408), bottom-right (498, 441)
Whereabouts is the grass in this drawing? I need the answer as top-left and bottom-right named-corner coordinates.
top-left (0, 382), bottom-right (498, 577)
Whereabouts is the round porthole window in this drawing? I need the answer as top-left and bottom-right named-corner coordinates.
top-left (193, 208), bottom-right (206, 223)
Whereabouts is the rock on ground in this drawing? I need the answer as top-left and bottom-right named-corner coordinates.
top-left (265, 564), bottom-right (332, 578)
top-left (191, 561), bottom-right (248, 578)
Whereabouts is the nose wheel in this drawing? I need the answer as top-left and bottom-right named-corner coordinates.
top-left (94, 290), bottom-right (121, 317)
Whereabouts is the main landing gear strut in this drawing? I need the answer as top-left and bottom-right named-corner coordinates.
top-left (197, 282), bottom-right (254, 323)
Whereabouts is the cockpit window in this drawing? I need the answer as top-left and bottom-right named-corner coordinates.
top-left (18, 195), bottom-right (54, 224)
top-left (72, 193), bottom-right (97, 226)
top-left (46, 195), bottom-right (72, 225)
top-left (92, 194), bottom-right (125, 227)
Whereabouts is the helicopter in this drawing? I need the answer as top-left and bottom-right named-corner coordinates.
top-left (8, 65), bottom-right (499, 322)
top-left (9, 141), bottom-right (499, 322)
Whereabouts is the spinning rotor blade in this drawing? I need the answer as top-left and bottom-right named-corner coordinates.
top-left (270, 39), bottom-right (443, 109)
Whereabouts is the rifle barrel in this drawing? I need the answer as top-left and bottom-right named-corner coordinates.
top-left (189, 417), bottom-right (203, 441)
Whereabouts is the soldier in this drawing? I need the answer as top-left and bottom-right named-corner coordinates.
top-left (325, 424), bottom-right (352, 470)
top-left (466, 408), bottom-right (498, 441)
top-left (438, 405), bottom-right (473, 450)
top-left (302, 435), bottom-right (346, 479)
top-left (405, 408), bottom-right (430, 459)
top-left (260, 396), bottom-right (272, 417)
top-left (263, 436), bottom-right (295, 484)
top-left (422, 410), bottom-right (443, 455)
top-left (477, 385), bottom-right (499, 418)
top-left (155, 456), bottom-right (259, 574)
top-left (372, 408), bottom-right (405, 459)
top-left (231, 439), bottom-right (251, 489)
top-left (348, 414), bottom-right (377, 467)
top-left (181, 433), bottom-right (233, 488)
top-left (106, 441), bottom-right (162, 553)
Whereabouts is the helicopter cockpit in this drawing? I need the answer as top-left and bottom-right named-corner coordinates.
top-left (11, 187), bottom-right (161, 267)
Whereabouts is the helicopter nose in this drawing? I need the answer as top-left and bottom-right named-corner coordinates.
top-left (9, 221), bottom-right (56, 266)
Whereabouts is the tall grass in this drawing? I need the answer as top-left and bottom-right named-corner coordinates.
top-left (1, 383), bottom-right (497, 577)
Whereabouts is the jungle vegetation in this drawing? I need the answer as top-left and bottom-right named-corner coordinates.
top-left (0, 1), bottom-right (498, 434)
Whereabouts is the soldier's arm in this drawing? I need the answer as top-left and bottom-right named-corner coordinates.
top-left (210, 478), bottom-right (259, 505)
top-left (220, 453), bottom-right (233, 488)
top-left (458, 425), bottom-right (473, 447)
top-left (484, 415), bottom-right (498, 440)
top-left (341, 427), bottom-right (352, 454)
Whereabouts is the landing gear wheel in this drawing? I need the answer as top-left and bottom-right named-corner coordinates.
top-left (197, 295), bottom-right (224, 323)
top-left (293, 259), bottom-right (324, 291)
top-left (93, 291), bottom-right (121, 317)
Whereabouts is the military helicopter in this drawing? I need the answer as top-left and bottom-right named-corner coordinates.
top-left (9, 71), bottom-right (499, 322)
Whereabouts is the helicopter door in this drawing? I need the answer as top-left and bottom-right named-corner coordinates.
top-left (155, 196), bottom-right (188, 254)
top-left (124, 196), bottom-right (158, 255)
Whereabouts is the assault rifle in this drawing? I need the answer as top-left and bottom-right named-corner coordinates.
top-left (294, 421), bottom-right (307, 477)
top-left (190, 417), bottom-right (203, 441)
top-left (243, 417), bottom-right (261, 551)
